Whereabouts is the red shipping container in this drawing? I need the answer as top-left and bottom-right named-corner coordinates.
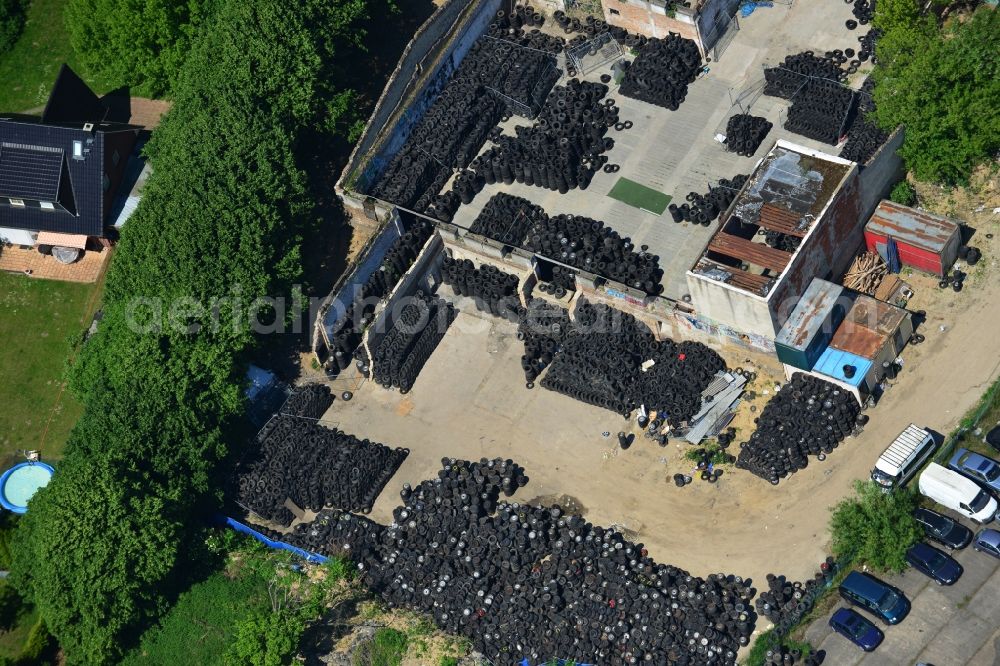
top-left (864, 201), bottom-right (961, 277)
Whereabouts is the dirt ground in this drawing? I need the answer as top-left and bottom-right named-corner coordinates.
top-left (320, 191), bottom-right (1000, 598)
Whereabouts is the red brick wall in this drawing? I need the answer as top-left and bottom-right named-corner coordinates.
top-left (601, 0), bottom-right (702, 50)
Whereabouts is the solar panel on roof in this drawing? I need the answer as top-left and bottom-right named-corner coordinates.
top-left (0, 144), bottom-right (64, 202)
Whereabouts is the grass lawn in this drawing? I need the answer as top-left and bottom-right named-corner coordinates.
top-left (0, 606), bottom-right (38, 661)
top-left (0, 0), bottom-right (114, 112)
top-left (0, 272), bottom-right (104, 462)
top-left (607, 177), bottom-right (672, 215)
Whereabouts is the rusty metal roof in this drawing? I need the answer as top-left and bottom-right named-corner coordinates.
top-left (693, 258), bottom-right (774, 295)
top-left (756, 203), bottom-right (808, 237)
top-left (829, 321), bottom-right (887, 359)
top-left (776, 278), bottom-right (845, 349)
top-left (707, 232), bottom-right (792, 273)
top-left (842, 293), bottom-right (908, 336)
top-left (866, 200), bottom-right (961, 254)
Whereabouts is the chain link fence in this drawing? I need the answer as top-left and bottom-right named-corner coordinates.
top-left (935, 375), bottom-right (1000, 464)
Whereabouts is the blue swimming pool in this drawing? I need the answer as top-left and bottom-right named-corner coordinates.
top-left (0, 462), bottom-right (54, 513)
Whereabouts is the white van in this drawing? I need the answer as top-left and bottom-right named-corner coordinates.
top-left (871, 424), bottom-right (936, 492)
top-left (918, 462), bottom-right (997, 524)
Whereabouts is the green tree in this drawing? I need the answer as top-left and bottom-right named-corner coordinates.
top-left (829, 481), bottom-right (923, 572)
top-left (64, 0), bottom-right (208, 96)
top-left (224, 609), bottom-right (307, 666)
top-left (873, 8), bottom-right (1000, 184)
top-left (10, 0), bottom-right (372, 662)
top-left (889, 180), bottom-right (917, 206)
top-left (0, 0), bottom-right (26, 54)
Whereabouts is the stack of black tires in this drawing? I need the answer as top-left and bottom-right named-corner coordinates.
top-left (236, 416), bottom-right (408, 524)
top-left (755, 566), bottom-right (834, 632)
top-left (440, 258), bottom-right (522, 322)
top-left (487, 6), bottom-right (564, 54)
top-left (467, 192), bottom-right (547, 246)
top-left (725, 114), bottom-right (772, 157)
top-left (538, 301), bottom-right (725, 421)
top-left (281, 384), bottom-right (334, 419)
top-left (326, 220), bottom-right (435, 375)
top-left (840, 78), bottom-right (888, 165)
top-left (736, 374), bottom-right (862, 484)
top-left (518, 298), bottom-right (572, 385)
top-left (372, 292), bottom-right (456, 393)
top-left (620, 35), bottom-right (702, 110)
top-left (274, 457), bottom-right (757, 664)
top-left (764, 52), bottom-right (846, 99)
top-left (763, 229), bottom-right (801, 253)
top-left (526, 212), bottom-right (663, 294)
top-left (669, 174), bottom-right (749, 226)
top-left (784, 78), bottom-right (855, 145)
top-left (473, 79), bottom-right (618, 194)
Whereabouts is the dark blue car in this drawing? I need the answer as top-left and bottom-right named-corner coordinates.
top-left (905, 542), bottom-right (962, 585)
top-left (829, 607), bottom-right (884, 651)
top-left (839, 571), bottom-right (910, 625)
top-left (948, 448), bottom-right (1000, 493)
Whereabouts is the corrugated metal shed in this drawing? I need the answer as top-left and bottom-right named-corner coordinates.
top-left (865, 200), bottom-right (961, 276)
top-left (775, 278), bottom-right (846, 369)
top-left (813, 346), bottom-right (873, 387)
top-left (830, 293), bottom-right (913, 360)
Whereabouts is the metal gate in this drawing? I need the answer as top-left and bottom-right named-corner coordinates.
top-left (708, 13), bottom-right (740, 61)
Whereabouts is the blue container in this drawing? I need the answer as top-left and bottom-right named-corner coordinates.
top-left (0, 462), bottom-right (55, 514)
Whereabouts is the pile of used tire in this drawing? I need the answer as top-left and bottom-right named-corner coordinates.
top-left (553, 11), bottom-right (614, 38)
top-left (619, 35), bottom-right (702, 111)
top-left (857, 28), bottom-right (880, 63)
top-left (762, 645), bottom-right (825, 666)
top-left (725, 114), bottom-right (772, 157)
top-left (440, 258), bottom-right (522, 322)
top-left (372, 292), bottom-right (456, 393)
top-left (539, 301), bottom-right (725, 421)
top-left (275, 457), bottom-right (757, 664)
top-left (762, 228), bottom-right (802, 253)
top-left (849, 0), bottom-right (874, 27)
top-left (755, 563), bottom-right (834, 631)
top-left (281, 384), bottom-right (334, 419)
top-left (763, 52), bottom-right (845, 99)
top-left (477, 30), bottom-right (561, 115)
top-left (525, 212), bottom-right (663, 294)
top-left (487, 6), bottom-right (565, 54)
top-left (839, 77), bottom-right (888, 165)
top-left (236, 416), bottom-right (408, 524)
top-left (736, 374), bottom-right (862, 484)
top-left (473, 79), bottom-right (618, 194)
top-left (784, 78), bottom-right (855, 145)
top-left (326, 220), bottom-right (435, 374)
top-left (548, 264), bottom-right (576, 293)
top-left (518, 298), bottom-right (572, 386)
top-left (669, 174), bottom-right (749, 226)
top-left (467, 192), bottom-right (547, 246)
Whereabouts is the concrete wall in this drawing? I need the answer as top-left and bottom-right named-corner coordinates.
top-left (313, 215), bottom-right (403, 354)
top-left (685, 271), bottom-right (776, 340)
top-left (363, 234), bottom-right (445, 371)
top-left (768, 166), bottom-right (863, 334)
top-left (338, 0), bottom-right (504, 201)
top-left (601, 0), bottom-right (702, 47)
top-left (857, 127), bottom-right (905, 222)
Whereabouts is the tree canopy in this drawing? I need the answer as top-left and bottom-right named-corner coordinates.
top-left (872, 7), bottom-right (1000, 184)
top-left (829, 481), bottom-right (923, 573)
top-left (11, 0), bottom-right (370, 661)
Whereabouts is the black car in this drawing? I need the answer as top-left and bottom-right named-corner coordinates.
top-left (913, 507), bottom-right (973, 549)
top-left (905, 542), bottom-right (962, 585)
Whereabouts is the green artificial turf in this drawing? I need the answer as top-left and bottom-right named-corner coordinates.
top-left (607, 177), bottom-right (672, 215)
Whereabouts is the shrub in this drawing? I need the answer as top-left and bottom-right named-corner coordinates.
top-left (830, 481), bottom-right (923, 572)
top-left (0, 0), bottom-right (26, 55)
top-left (890, 180), bottom-right (917, 206)
top-left (17, 616), bottom-right (52, 664)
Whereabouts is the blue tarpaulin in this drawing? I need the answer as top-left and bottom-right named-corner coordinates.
top-left (219, 515), bottom-right (329, 563)
top-left (886, 236), bottom-right (902, 274)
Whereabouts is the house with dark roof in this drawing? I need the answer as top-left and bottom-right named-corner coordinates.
top-left (0, 65), bottom-right (143, 251)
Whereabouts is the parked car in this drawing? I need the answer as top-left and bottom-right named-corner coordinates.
top-left (948, 448), bottom-right (1000, 493)
top-left (905, 542), bottom-right (962, 585)
top-left (870, 424), bottom-right (935, 492)
top-left (913, 507), bottom-right (973, 549)
top-left (839, 571), bottom-right (911, 625)
top-left (918, 463), bottom-right (997, 524)
top-left (828, 607), bottom-right (884, 652)
top-left (972, 528), bottom-right (1000, 559)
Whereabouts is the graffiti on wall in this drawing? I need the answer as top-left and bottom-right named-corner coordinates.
top-left (675, 311), bottom-right (776, 353)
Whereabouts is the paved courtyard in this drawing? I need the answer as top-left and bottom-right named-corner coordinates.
top-left (450, 0), bottom-right (872, 299)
